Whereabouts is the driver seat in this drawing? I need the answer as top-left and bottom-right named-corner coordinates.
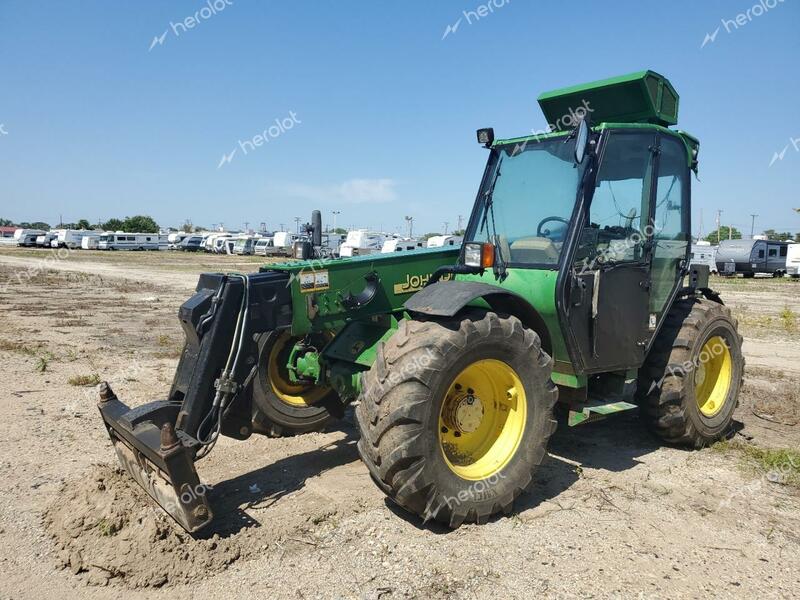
top-left (509, 236), bottom-right (559, 264)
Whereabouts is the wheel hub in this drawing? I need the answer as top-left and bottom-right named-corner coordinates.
top-left (442, 392), bottom-right (484, 434)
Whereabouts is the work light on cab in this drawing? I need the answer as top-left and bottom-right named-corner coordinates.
top-left (464, 242), bottom-right (494, 269)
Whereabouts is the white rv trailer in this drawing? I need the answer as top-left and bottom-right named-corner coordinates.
top-left (689, 241), bottom-right (718, 274)
top-left (339, 230), bottom-right (386, 257)
top-left (81, 235), bottom-right (100, 250)
top-left (36, 232), bottom-right (60, 247)
top-left (167, 232), bottom-right (189, 249)
top-left (97, 232), bottom-right (161, 250)
top-left (205, 233), bottom-right (232, 253)
top-left (381, 238), bottom-right (423, 253)
top-left (254, 237), bottom-right (273, 256)
top-left (14, 229), bottom-right (46, 246)
top-left (232, 236), bottom-right (257, 255)
top-left (261, 231), bottom-right (298, 256)
top-left (786, 243), bottom-right (800, 277)
top-left (426, 235), bottom-right (464, 249)
top-left (52, 230), bottom-right (99, 249)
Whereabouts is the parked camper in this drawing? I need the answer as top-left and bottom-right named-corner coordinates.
top-left (52, 230), bottom-right (100, 249)
top-left (339, 230), bottom-right (385, 257)
top-left (81, 235), bottom-right (100, 250)
top-left (254, 237), bottom-right (273, 256)
top-left (167, 232), bottom-right (188, 249)
top-left (178, 235), bottom-right (205, 252)
top-left (14, 229), bottom-right (45, 246)
top-left (36, 232), bottom-right (60, 248)
top-left (97, 233), bottom-right (161, 251)
top-left (233, 236), bottom-right (257, 255)
top-left (426, 235), bottom-right (464, 249)
top-left (716, 238), bottom-right (791, 277)
top-left (381, 238), bottom-right (423, 253)
top-left (786, 243), bottom-right (800, 277)
top-left (689, 242), bottom-right (718, 274)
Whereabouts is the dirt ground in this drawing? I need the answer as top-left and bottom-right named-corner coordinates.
top-left (0, 247), bottom-right (798, 599)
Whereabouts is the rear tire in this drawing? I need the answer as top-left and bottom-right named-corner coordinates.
top-left (637, 298), bottom-right (744, 448)
top-left (356, 312), bottom-right (558, 528)
top-left (252, 331), bottom-right (338, 437)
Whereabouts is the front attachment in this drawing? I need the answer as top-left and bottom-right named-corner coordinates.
top-left (97, 383), bottom-right (213, 533)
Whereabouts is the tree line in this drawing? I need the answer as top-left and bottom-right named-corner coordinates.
top-left (0, 215), bottom-right (160, 233)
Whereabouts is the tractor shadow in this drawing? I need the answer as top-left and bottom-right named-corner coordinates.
top-left (387, 411), bottom-right (672, 533)
top-left (199, 417), bottom-right (361, 538)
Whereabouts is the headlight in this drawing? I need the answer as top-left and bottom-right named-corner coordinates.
top-left (464, 242), bottom-right (494, 269)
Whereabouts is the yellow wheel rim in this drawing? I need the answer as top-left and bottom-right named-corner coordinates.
top-left (267, 332), bottom-right (330, 407)
top-left (438, 359), bottom-right (527, 481)
top-left (694, 335), bottom-right (733, 418)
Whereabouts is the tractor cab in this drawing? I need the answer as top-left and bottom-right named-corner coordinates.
top-left (455, 71), bottom-right (698, 388)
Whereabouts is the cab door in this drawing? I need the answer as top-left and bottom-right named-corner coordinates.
top-left (564, 131), bottom-right (656, 373)
top-left (648, 133), bottom-right (690, 328)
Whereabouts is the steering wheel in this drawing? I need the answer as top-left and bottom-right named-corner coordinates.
top-left (536, 217), bottom-right (570, 238)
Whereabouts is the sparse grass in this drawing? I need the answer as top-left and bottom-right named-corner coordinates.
top-left (780, 306), bottom-right (797, 332)
top-left (35, 352), bottom-right (53, 373)
top-left (67, 373), bottom-right (101, 387)
top-left (0, 339), bottom-right (39, 356)
top-left (96, 518), bottom-right (120, 537)
top-left (157, 334), bottom-right (171, 346)
top-left (713, 439), bottom-right (800, 487)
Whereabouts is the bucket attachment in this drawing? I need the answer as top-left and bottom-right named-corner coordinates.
top-left (97, 382), bottom-right (213, 533)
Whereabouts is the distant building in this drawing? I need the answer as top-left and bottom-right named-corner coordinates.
top-left (0, 226), bottom-right (17, 238)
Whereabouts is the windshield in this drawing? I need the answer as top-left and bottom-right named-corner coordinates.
top-left (466, 136), bottom-right (587, 267)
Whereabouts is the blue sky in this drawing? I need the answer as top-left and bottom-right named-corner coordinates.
top-left (1, 0), bottom-right (798, 236)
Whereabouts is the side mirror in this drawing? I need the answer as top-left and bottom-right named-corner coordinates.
top-left (574, 118), bottom-right (589, 164)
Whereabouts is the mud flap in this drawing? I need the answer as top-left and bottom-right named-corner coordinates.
top-left (97, 386), bottom-right (213, 533)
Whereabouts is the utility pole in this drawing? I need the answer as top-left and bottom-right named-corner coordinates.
top-left (443, 222), bottom-right (449, 234)
top-left (750, 214), bottom-right (758, 239)
top-left (405, 216), bottom-right (413, 238)
top-left (716, 210), bottom-right (723, 244)
top-left (457, 214), bottom-right (464, 232)
top-left (294, 217), bottom-right (301, 234)
top-left (332, 211), bottom-right (340, 233)
top-left (698, 208), bottom-right (703, 240)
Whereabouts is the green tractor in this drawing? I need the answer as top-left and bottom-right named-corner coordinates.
top-left (99, 70), bottom-right (744, 532)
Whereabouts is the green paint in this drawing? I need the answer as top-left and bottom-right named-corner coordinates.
top-left (568, 400), bottom-right (638, 426)
top-left (290, 349), bottom-right (321, 383)
top-left (538, 70), bottom-right (680, 129)
top-left (456, 268), bottom-right (572, 373)
top-left (263, 247), bottom-right (459, 337)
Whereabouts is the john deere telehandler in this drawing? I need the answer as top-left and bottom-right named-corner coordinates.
top-left (98, 71), bottom-right (744, 532)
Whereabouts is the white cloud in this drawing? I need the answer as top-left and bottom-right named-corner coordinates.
top-left (270, 178), bottom-right (398, 204)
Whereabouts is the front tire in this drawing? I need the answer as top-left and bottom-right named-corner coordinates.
top-left (356, 312), bottom-right (558, 528)
top-left (637, 297), bottom-right (744, 447)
